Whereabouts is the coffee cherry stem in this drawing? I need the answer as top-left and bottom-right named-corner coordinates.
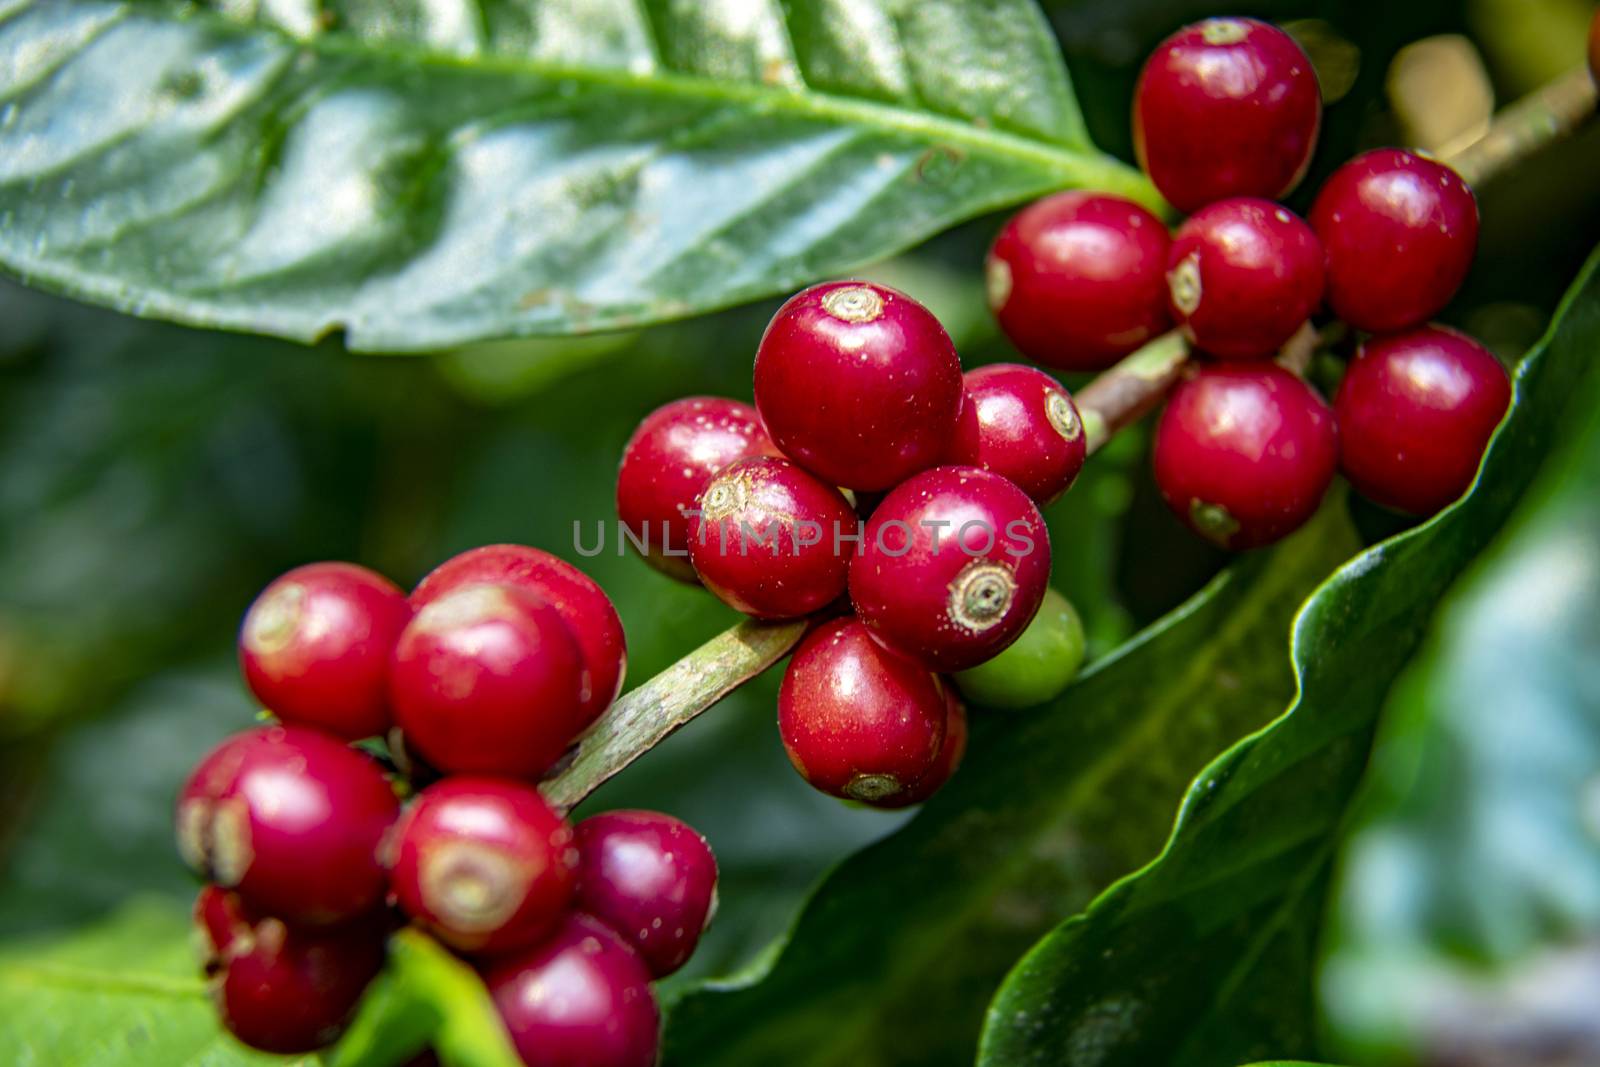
top-left (1074, 330), bottom-right (1191, 453)
top-left (1274, 321), bottom-right (1321, 377)
top-left (540, 618), bottom-right (808, 811)
top-left (1443, 64), bottom-right (1596, 188)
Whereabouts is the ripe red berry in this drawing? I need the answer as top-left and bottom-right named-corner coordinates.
top-left (238, 562), bottom-right (410, 740)
top-left (615, 398), bottom-right (776, 582)
top-left (386, 776), bottom-right (577, 956)
top-left (390, 583), bottom-right (586, 778)
top-left (1311, 149), bottom-right (1479, 333)
top-left (778, 617), bottom-right (948, 805)
top-left (411, 545), bottom-right (626, 728)
top-left (1134, 18), bottom-right (1321, 212)
top-left (986, 192), bottom-right (1172, 371)
top-left (754, 281), bottom-right (963, 491)
top-left (1590, 9), bottom-right (1600, 86)
top-left (484, 913), bottom-right (660, 1067)
top-left (176, 726), bottom-right (398, 926)
top-left (874, 685), bottom-right (969, 810)
top-left (849, 467), bottom-right (1051, 671)
top-left (1152, 364), bottom-right (1338, 550)
top-left (574, 810), bottom-right (719, 978)
top-left (194, 885), bottom-right (253, 971)
top-left (210, 900), bottom-right (386, 1054)
top-left (1167, 198), bottom-right (1324, 361)
top-left (947, 364), bottom-right (1087, 505)
top-left (1334, 326), bottom-right (1511, 516)
top-left (687, 456), bottom-right (857, 619)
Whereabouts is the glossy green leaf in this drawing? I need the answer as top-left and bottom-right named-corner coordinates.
top-left (0, 0), bottom-right (1153, 350)
top-left (976, 247), bottom-right (1600, 1067)
top-left (663, 500), bottom-right (1360, 1067)
top-left (1321, 267), bottom-right (1600, 1063)
top-left (328, 930), bottom-right (521, 1067)
top-left (0, 899), bottom-right (519, 1067)
top-left (0, 899), bottom-right (299, 1066)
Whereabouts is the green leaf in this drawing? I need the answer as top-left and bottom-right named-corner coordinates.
top-left (0, 895), bottom-right (518, 1062)
top-left (663, 500), bottom-right (1361, 1067)
top-left (975, 246), bottom-right (1600, 1067)
top-left (1321, 270), bottom-right (1600, 1061)
top-left (0, 901), bottom-right (519, 1067)
top-left (0, 898), bottom-right (299, 1066)
top-left (0, 0), bottom-right (1153, 350)
top-left (328, 930), bottom-right (520, 1067)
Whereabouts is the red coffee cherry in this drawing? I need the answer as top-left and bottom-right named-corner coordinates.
top-left (238, 562), bottom-right (410, 740)
top-left (211, 901), bottom-right (386, 1054)
top-left (574, 810), bottom-right (719, 978)
top-left (615, 398), bottom-right (776, 582)
top-left (874, 685), bottom-right (969, 810)
top-left (1334, 326), bottom-right (1511, 516)
top-left (1311, 148), bottom-right (1479, 333)
top-left (484, 912), bottom-right (660, 1067)
top-left (389, 583), bottom-right (586, 778)
top-left (849, 466), bottom-right (1051, 671)
top-left (386, 776), bottom-right (577, 956)
top-left (778, 617), bottom-right (948, 805)
top-left (986, 192), bottom-right (1172, 371)
top-left (687, 456), bottom-right (857, 619)
top-left (1590, 8), bottom-right (1599, 87)
top-left (194, 885), bottom-right (253, 971)
top-left (1152, 364), bottom-right (1338, 550)
top-left (176, 726), bottom-right (398, 926)
top-left (754, 280), bottom-right (964, 491)
top-left (1167, 198), bottom-right (1324, 361)
top-left (411, 544), bottom-right (626, 728)
top-left (1134, 18), bottom-right (1321, 212)
top-left (947, 364), bottom-right (1087, 505)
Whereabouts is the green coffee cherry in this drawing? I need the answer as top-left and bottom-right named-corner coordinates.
top-left (953, 588), bottom-right (1085, 709)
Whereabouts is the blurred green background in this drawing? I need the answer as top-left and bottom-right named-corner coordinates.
top-left (0, 0), bottom-right (1597, 1041)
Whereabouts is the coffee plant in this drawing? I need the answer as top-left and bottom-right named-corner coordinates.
top-left (1, 2), bottom-right (1599, 1066)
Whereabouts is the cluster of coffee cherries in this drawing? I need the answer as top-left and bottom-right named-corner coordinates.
top-left (618, 282), bottom-right (1094, 805)
top-left (177, 547), bottom-right (716, 1067)
top-left (989, 16), bottom-right (1512, 549)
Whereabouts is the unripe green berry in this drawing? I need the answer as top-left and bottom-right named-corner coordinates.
top-left (953, 588), bottom-right (1085, 709)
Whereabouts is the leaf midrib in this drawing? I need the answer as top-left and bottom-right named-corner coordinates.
top-left (0, 960), bottom-right (206, 999)
top-left (95, 1), bottom-right (1154, 200)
